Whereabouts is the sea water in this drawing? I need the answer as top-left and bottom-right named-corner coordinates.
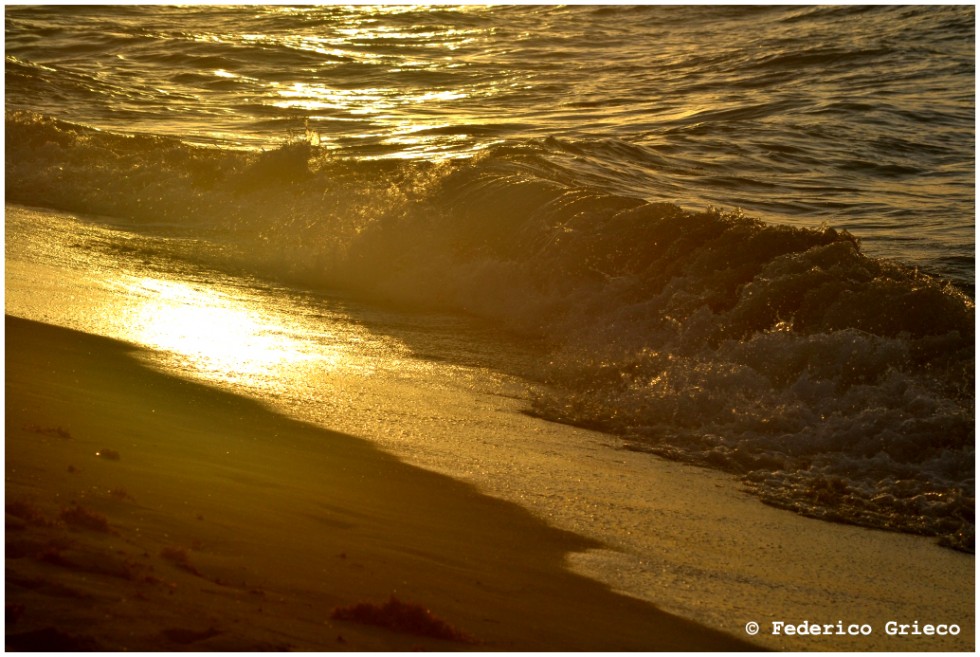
top-left (4, 4), bottom-right (975, 645)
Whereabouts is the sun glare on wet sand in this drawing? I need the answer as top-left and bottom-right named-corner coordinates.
top-left (112, 276), bottom-right (332, 392)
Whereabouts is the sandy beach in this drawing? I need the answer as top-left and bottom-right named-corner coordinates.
top-left (5, 314), bottom-right (753, 651)
top-left (5, 5), bottom-right (976, 653)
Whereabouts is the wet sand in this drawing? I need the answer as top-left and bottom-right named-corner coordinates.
top-left (4, 314), bottom-right (752, 651)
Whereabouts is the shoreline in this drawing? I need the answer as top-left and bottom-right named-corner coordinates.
top-left (5, 314), bottom-right (752, 651)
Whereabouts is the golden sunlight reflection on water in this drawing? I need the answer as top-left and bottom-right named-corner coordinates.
top-left (254, 4), bottom-right (497, 159)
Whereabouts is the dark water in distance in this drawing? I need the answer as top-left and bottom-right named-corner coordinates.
top-left (5, 5), bottom-right (975, 550)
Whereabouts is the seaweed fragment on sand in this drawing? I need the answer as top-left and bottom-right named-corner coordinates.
top-left (24, 424), bottom-right (73, 439)
top-left (6, 500), bottom-right (52, 527)
top-left (159, 545), bottom-right (202, 576)
top-left (107, 487), bottom-right (134, 501)
top-left (59, 504), bottom-right (111, 533)
top-left (331, 595), bottom-right (474, 643)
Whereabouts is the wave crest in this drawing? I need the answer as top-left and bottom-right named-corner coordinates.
top-left (6, 111), bottom-right (974, 550)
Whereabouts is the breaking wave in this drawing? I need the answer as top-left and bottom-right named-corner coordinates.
top-left (6, 110), bottom-right (975, 550)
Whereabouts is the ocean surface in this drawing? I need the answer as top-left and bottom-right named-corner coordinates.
top-left (5, 0), bottom-right (975, 569)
